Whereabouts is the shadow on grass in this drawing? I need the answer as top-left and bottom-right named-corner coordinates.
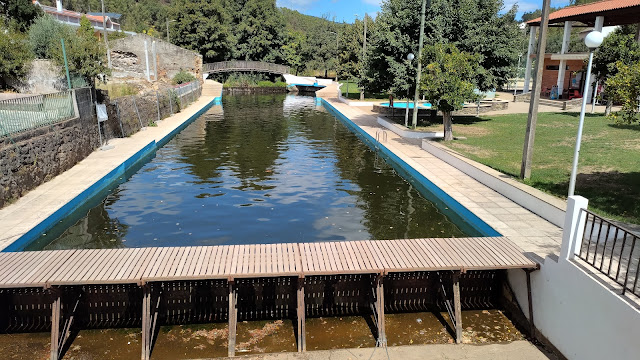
top-left (533, 171), bottom-right (640, 224)
top-left (386, 115), bottom-right (492, 128)
top-left (607, 123), bottom-right (640, 131)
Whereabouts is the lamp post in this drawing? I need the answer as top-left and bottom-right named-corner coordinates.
top-left (514, 53), bottom-right (523, 96)
top-left (166, 19), bottom-right (176, 43)
top-left (405, 53), bottom-right (415, 127)
top-left (568, 30), bottom-right (603, 197)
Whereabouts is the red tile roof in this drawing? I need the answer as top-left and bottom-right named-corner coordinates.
top-left (527, 0), bottom-right (640, 25)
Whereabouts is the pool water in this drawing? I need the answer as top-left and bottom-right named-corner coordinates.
top-left (381, 101), bottom-right (432, 109)
top-left (30, 94), bottom-right (474, 250)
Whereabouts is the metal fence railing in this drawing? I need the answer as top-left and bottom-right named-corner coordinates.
top-left (577, 209), bottom-right (640, 298)
top-left (203, 61), bottom-right (290, 75)
top-left (0, 91), bottom-right (76, 137)
top-left (108, 81), bottom-right (202, 138)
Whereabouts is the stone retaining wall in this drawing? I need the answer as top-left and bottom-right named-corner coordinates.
top-left (0, 88), bottom-right (98, 208)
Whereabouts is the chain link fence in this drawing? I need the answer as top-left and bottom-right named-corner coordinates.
top-left (0, 91), bottom-right (76, 138)
top-left (103, 80), bottom-right (203, 139)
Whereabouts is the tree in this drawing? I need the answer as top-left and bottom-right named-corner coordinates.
top-left (365, 0), bottom-right (523, 97)
top-left (228, 0), bottom-right (285, 62)
top-left (169, 0), bottom-right (232, 62)
top-left (51, 16), bottom-right (110, 86)
top-left (420, 43), bottom-right (481, 141)
top-left (281, 30), bottom-right (306, 75)
top-left (0, 20), bottom-right (32, 89)
top-left (606, 61), bottom-right (640, 124)
top-left (592, 28), bottom-right (640, 115)
top-left (28, 15), bottom-right (73, 59)
top-left (1, 0), bottom-right (41, 31)
top-left (337, 18), bottom-right (364, 84)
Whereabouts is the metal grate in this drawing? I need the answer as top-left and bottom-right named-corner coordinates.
top-left (577, 209), bottom-right (640, 298)
top-left (0, 91), bottom-right (76, 137)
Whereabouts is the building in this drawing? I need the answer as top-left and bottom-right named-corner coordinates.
top-left (524, 0), bottom-right (640, 100)
top-left (33, 0), bottom-right (134, 35)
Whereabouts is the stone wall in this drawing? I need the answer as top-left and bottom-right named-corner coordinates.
top-left (8, 59), bottom-right (65, 95)
top-left (0, 88), bottom-right (99, 208)
top-left (110, 34), bottom-right (203, 82)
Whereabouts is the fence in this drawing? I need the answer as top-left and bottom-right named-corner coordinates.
top-left (107, 81), bottom-right (202, 138)
top-left (0, 91), bottom-right (76, 138)
top-left (576, 209), bottom-right (640, 298)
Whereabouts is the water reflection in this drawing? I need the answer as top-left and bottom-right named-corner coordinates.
top-left (37, 94), bottom-right (468, 250)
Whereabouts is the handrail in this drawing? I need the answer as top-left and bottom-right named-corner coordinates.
top-left (0, 91), bottom-right (76, 138)
top-left (203, 60), bottom-right (290, 74)
top-left (577, 209), bottom-right (640, 298)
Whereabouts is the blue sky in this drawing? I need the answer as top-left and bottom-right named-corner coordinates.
top-left (276, 0), bottom-right (572, 23)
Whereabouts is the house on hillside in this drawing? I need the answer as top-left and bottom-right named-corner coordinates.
top-left (33, 0), bottom-right (135, 35)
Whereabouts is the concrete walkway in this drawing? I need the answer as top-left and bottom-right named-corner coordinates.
top-left (209, 341), bottom-right (554, 360)
top-left (318, 85), bottom-right (562, 259)
top-left (0, 80), bottom-right (223, 251)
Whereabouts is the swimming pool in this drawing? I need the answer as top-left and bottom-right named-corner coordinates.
top-left (26, 94), bottom-right (489, 250)
top-left (380, 102), bottom-right (432, 109)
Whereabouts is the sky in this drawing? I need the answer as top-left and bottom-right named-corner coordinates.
top-left (276, 0), bottom-right (573, 23)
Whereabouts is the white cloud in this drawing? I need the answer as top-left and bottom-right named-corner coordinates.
top-left (362, 0), bottom-right (382, 5)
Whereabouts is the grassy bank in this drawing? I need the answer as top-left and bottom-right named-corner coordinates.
top-left (222, 74), bottom-right (286, 89)
top-left (339, 80), bottom-right (388, 101)
top-left (420, 113), bottom-right (640, 224)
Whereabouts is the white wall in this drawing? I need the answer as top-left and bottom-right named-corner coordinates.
top-left (508, 258), bottom-right (640, 360)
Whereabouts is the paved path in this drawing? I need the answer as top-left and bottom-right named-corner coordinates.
top-left (318, 85), bottom-right (562, 259)
top-left (208, 341), bottom-right (554, 360)
top-left (0, 81), bottom-right (223, 251)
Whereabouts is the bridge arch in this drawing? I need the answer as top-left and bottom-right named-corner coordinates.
top-left (203, 61), bottom-right (290, 75)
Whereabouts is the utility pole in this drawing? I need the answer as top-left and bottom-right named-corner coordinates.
top-left (411, 0), bottom-right (428, 129)
top-left (361, 14), bottom-right (367, 101)
top-left (520, 0), bottom-right (551, 179)
top-left (101, 0), bottom-right (111, 69)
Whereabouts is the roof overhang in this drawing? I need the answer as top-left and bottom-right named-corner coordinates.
top-left (527, 0), bottom-right (640, 26)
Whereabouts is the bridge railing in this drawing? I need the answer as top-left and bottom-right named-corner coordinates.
top-left (203, 60), bottom-right (289, 74)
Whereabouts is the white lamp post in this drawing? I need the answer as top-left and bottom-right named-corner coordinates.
top-left (405, 53), bottom-right (415, 127)
top-left (568, 30), bottom-right (603, 197)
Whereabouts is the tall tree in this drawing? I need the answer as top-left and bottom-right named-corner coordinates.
top-left (0, 19), bottom-right (32, 89)
top-left (337, 18), bottom-right (364, 83)
top-left (227, 0), bottom-right (285, 62)
top-left (1, 0), bottom-right (41, 31)
top-left (420, 43), bottom-right (481, 141)
top-left (169, 0), bottom-right (232, 62)
top-left (28, 14), bottom-right (73, 59)
top-left (606, 61), bottom-right (640, 124)
top-left (51, 16), bottom-right (110, 86)
top-left (281, 30), bottom-right (306, 75)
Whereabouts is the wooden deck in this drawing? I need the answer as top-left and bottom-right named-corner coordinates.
top-left (0, 237), bottom-right (537, 360)
top-left (0, 237), bottom-right (535, 288)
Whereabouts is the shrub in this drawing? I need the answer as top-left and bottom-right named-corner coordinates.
top-left (172, 70), bottom-right (196, 84)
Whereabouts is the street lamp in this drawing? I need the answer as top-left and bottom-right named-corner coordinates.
top-left (405, 53), bottom-right (415, 127)
top-left (568, 30), bottom-right (603, 197)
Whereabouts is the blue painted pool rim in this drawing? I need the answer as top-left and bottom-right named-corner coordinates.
top-left (3, 94), bottom-right (222, 252)
top-left (4, 92), bottom-right (497, 252)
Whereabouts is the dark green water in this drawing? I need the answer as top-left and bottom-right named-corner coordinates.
top-left (32, 94), bottom-right (473, 250)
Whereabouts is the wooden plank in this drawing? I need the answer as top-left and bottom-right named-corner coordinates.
top-left (21, 251), bottom-right (71, 286)
top-left (123, 248), bottom-right (155, 282)
top-left (109, 249), bottom-right (143, 281)
top-left (431, 239), bottom-right (464, 268)
top-left (2, 250), bottom-right (49, 284)
top-left (50, 289), bottom-right (61, 360)
top-left (228, 281), bottom-right (237, 357)
top-left (453, 271), bottom-right (462, 344)
top-left (141, 247), bottom-right (168, 280)
top-left (173, 247), bottom-right (193, 278)
top-left (404, 239), bottom-right (436, 269)
top-left (28, 250), bottom-right (77, 286)
top-left (91, 249), bottom-right (123, 281)
top-left (276, 243), bottom-right (284, 273)
top-left (296, 277), bottom-right (306, 352)
top-left (155, 247), bottom-right (180, 279)
top-left (87, 249), bottom-right (127, 282)
top-left (226, 245), bottom-right (238, 276)
top-left (209, 246), bottom-right (223, 275)
top-left (94, 249), bottom-right (130, 282)
top-left (465, 238), bottom-right (505, 267)
top-left (194, 246), bottom-right (212, 276)
top-left (293, 243), bottom-right (303, 275)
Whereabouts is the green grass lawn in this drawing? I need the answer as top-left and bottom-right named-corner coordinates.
top-left (423, 113), bottom-right (640, 224)
top-left (339, 81), bottom-right (388, 101)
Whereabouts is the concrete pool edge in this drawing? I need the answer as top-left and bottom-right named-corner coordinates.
top-left (3, 94), bottom-right (221, 252)
top-left (320, 98), bottom-right (501, 237)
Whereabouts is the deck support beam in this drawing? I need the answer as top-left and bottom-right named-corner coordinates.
top-left (50, 287), bottom-right (81, 360)
top-left (375, 274), bottom-right (386, 347)
top-left (228, 280), bottom-right (237, 357)
top-left (452, 271), bottom-right (462, 344)
top-left (141, 284), bottom-right (150, 360)
top-left (296, 277), bottom-right (306, 352)
top-left (50, 288), bottom-right (61, 360)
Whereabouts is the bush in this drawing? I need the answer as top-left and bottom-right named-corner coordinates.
top-left (172, 70), bottom-right (196, 84)
top-left (0, 20), bottom-right (32, 89)
top-left (28, 15), bottom-right (72, 59)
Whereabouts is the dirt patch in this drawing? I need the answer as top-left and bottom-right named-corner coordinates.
top-left (453, 125), bottom-right (492, 137)
top-left (620, 140), bottom-right (640, 151)
top-left (237, 320), bottom-right (285, 352)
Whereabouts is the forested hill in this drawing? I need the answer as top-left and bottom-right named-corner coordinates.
top-left (37, 0), bottom-right (338, 39)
